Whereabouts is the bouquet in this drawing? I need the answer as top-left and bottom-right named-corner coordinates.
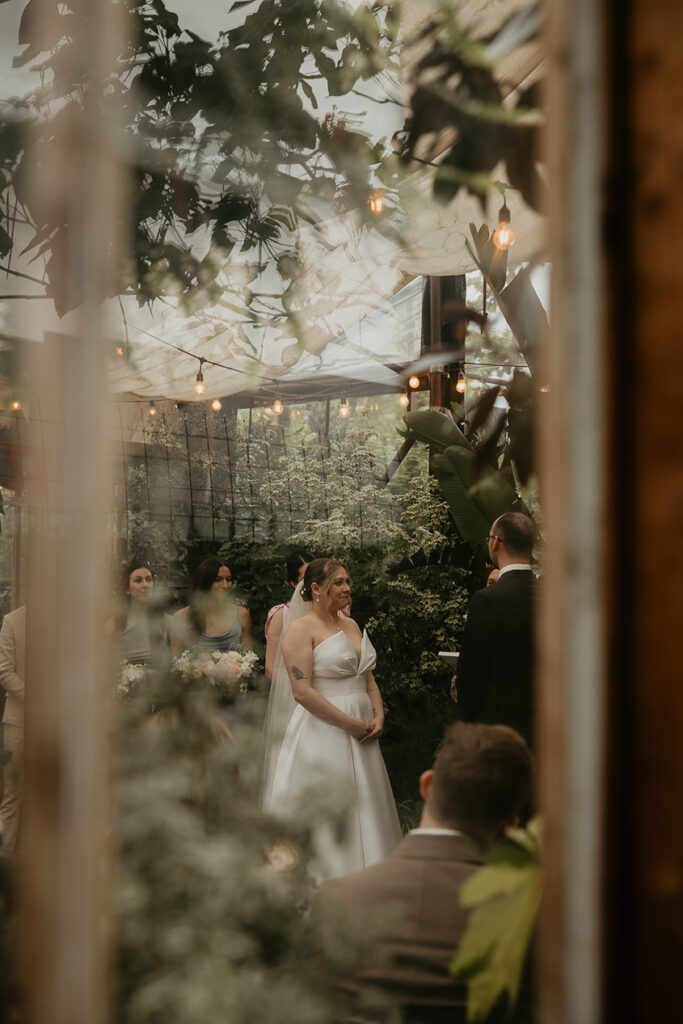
top-left (174, 648), bottom-right (259, 699)
top-left (117, 661), bottom-right (148, 699)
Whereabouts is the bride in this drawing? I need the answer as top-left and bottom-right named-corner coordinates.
top-left (261, 558), bottom-right (401, 882)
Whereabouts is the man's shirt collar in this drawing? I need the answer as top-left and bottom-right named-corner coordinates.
top-left (497, 563), bottom-right (532, 579)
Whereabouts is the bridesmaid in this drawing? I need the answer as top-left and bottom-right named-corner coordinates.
top-left (264, 550), bottom-right (313, 680)
top-left (108, 562), bottom-right (171, 666)
top-left (172, 557), bottom-right (252, 656)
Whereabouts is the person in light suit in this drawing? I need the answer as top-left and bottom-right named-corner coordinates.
top-left (0, 605), bottom-right (25, 851)
top-left (314, 722), bottom-right (533, 1024)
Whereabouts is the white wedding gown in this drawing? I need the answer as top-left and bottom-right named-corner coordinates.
top-left (265, 629), bottom-right (401, 882)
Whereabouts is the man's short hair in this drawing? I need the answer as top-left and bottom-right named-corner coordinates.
top-left (492, 513), bottom-right (536, 559)
top-left (429, 723), bottom-right (533, 834)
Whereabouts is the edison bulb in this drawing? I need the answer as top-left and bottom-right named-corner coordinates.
top-left (273, 399), bottom-right (284, 415)
top-left (211, 398), bottom-right (222, 412)
top-left (492, 224), bottom-right (515, 250)
top-left (408, 375), bottom-right (420, 390)
top-left (399, 391), bottom-right (409, 407)
top-left (369, 190), bottom-right (384, 215)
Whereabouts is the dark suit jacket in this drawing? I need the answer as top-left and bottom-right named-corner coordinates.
top-left (455, 569), bottom-right (535, 746)
top-left (314, 832), bottom-right (483, 1022)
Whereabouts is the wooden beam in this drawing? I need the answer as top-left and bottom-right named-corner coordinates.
top-left (617, 2), bottom-right (683, 1017)
top-left (539, 2), bottom-right (607, 1023)
top-left (18, 3), bottom-right (127, 1023)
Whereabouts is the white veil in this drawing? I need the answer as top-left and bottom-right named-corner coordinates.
top-left (261, 581), bottom-right (309, 808)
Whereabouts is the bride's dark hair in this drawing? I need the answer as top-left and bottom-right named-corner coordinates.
top-left (300, 558), bottom-right (344, 602)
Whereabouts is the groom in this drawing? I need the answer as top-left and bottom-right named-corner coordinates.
top-left (455, 512), bottom-right (536, 746)
top-left (313, 722), bottom-right (534, 1024)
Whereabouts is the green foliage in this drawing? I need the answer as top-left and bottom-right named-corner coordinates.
top-left (451, 817), bottom-right (543, 1022)
top-left (2, 0), bottom-right (404, 321)
top-left (362, 556), bottom-right (470, 815)
top-left (399, 409), bottom-right (526, 542)
top-left (399, 2), bottom-right (543, 210)
top-left (114, 683), bottom-right (369, 1024)
top-left (464, 226), bottom-right (550, 486)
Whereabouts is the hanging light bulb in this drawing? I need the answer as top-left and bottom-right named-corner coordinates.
top-left (211, 398), bottom-right (222, 412)
top-left (369, 189), bottom-right (385, 215)
top-left (456, 371), bottom-right (466, 394)
top-left (194, 359), bottom-right (206, 396)
top-left (148, 400), bottom-right (157, 417)
top-left (273, 398), bottom-right (284, 415)
top-left (399, 390), bottom-right (410, 408)
top-left (10, 400), bottom-right (21, 411)
top-left (492, 201), bottom-right (515, 250)
top-left (115, 345), bottom-right (124, 357)
top-left (540, 385), bottom-right (551, 393)
top-left (408, 374), bottom-right (420, 390)
top-left (339, 397), bottom-right (350, 418)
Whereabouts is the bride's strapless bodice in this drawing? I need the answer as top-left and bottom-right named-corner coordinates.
top-left (312, 629), bottom-right (376, 697)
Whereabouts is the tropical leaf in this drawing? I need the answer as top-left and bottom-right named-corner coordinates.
top-left (0, 224), bottom-right (11, 258)
top-left (467, 385), bottom-right (500, 435)
top-left (451, 818), bottom-right (543, 1022)
top-left (430, 446), bottom-right (518, 542)
top-left (467, 459), bottom-right (522, 518)
top-left (499, 265), bottom-right (549, 376)
top-left (467, 224), bottom-right (508, 293)
top-left (398, 409), bottom-right (470, 452)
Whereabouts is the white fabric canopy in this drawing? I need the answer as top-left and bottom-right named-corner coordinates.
top-left (1, 0), bottom-right (546, 403)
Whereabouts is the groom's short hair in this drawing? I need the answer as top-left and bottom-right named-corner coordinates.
top-left (430, 723), bottom-right (533, 834)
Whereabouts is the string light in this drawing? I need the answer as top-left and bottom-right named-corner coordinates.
top-left (408, 374), bottom-right (420, 390)
top-left (148, 400), bottom-right (157, 417)
top-left (492, 201), bottom-right (515, 250)
top-left (273, 398), bottom-right (284, 415)
top-left (339, 396), bottom-right (350, 418)
top-left (399, 390), bottom-right (409, 407)
top-left (211, 398), bottom-right (222, 412)
top-left (456, 371), bottom-right (466, 394)
top-left (10, 400), bottom-right (21, 411)
top-left (194, 358), bottom-right (206, 396)
top-left (369, 189), bottom-right (385, 215)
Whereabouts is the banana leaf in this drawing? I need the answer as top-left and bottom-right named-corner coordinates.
top-left (430, 446), bottom-right (522, 543)
top-left (398, 409), bottom-right (471, 452)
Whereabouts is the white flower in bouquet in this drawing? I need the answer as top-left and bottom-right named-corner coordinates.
top-left (117, 661), bottom-right (147, 699)
top-left (201, 649), bottom-right (259, 697)
top-left (173, 650), bottom-right (204, 682)
top-left (173, 648), bottom-right (259, 697)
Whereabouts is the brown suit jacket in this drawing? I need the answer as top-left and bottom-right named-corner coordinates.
top-left (315, 831), bottom-right (484, 1022)
top-left (0, 606), bottom-right (25, 728)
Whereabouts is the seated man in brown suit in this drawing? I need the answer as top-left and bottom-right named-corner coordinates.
top-left (314, 722), bottom-right (533, 1024)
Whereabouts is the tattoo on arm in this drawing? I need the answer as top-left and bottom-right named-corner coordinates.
top-left (291, 665), bottom-right (305, 680)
